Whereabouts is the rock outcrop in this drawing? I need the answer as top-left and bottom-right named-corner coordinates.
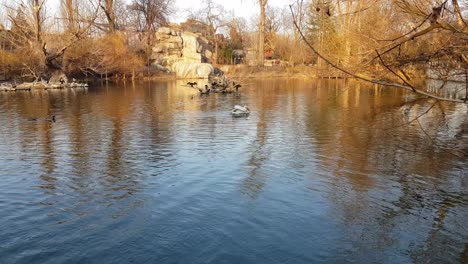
top-left (152, 26), bottom-right (215, 79)
top-left (171, 61), bottom-right (214, 79)
top-left (152, 27), bottom-right (183, 67)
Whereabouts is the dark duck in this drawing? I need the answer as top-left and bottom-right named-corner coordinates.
top-left (187, 82), bottom-right (197, 87)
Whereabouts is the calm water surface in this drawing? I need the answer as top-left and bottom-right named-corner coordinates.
top-left (0, 79), bottom-right (467, 263)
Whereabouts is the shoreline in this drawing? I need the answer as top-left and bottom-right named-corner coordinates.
top-left (0, 65), bottom-right (346, 86)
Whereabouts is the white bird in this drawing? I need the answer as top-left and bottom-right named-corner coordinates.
top-left (231, 105), bottom-right (250, 117)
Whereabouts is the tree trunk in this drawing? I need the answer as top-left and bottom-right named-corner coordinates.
top-left (258, 0), bottom-right (267, 66)
top-left (102, 0), bottom-right (116, 32)
top-left (215, 40), bottom-right (219, 65)
top-left (33, 0), bottom-right (42, 43)
top-left (64, 0), bottom-right (76, 31)
top-left (451, 0), bottom-right (465, 28)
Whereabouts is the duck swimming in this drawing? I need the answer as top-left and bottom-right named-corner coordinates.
top-left (231, 105), bottom-right (250, 117)
top-left (46, 115), bottom-right (56, 122)
top-left (199, 85), bottom-right (210, 95)
top-left (27, 115), bottom-right (56, 122)
top-left (187, 82), bottom-right (197, 87)
top-left (233, 83), bottom-right (242, 91)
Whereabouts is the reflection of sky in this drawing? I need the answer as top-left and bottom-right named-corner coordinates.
top-left (1, 80), bottom-right (467, 263)
top-left (426, 79), bottom-right (467, 100)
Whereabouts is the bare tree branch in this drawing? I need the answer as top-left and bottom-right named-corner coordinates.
top-left (289, 4), bottom-right (467, 104)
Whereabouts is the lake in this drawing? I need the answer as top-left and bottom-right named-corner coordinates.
top-left (0, 79), bottom-right (467, 263)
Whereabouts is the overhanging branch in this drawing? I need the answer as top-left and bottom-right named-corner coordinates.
top-left (288, 4), bottom-right (467, 104)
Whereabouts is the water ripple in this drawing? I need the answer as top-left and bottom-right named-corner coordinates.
top-left (0, 79), bottom-right (466, 263)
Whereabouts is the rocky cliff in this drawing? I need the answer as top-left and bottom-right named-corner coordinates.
top-left (152, 26), bottom-right (214, 78)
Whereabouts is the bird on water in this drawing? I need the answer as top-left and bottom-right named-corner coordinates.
top-left (187, 82), bottom-right (197, 87)
top-left (27, 115), bottom-right (56, 122)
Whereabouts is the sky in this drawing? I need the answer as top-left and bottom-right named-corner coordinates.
top-left (173, 0), bottom-right (292, 22)
top-left (0, 0), bottom-right (292, 29)
top-left (43, 0), bottom-right (292, 22)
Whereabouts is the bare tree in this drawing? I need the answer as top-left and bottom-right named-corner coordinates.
top-left (6, 0), bottom-right (100, 77)
top-left (264, 5), bottom-right (282, 59)
top-left (100, 0), bottom-right (117, 32)
top-left (130, 0), bottom-right (171, 46)
top-left (227, 17), bottom-right (248, 49)
top-left (60, 0), bottom-right (76, 31)
top-left (290, 0), bottom-right (307, 40)
top-left (281, 1), bottom-right (310, 64)
top-left (188, 0), bottom-right (228, 64)
top-left (291, 0), bottom-right (468, 103)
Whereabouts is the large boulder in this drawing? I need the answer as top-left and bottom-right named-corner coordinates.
top-left (153, 41), bottom-right (182, 51)
top-left (158, 27), bottom-right (171, 35)
top-left (151, 25), bottom-right (215, 77)
top-left (181, 32), bottom-right (200, 51)
top-left (171, 61), bottom-right (214, 79)
top-left (182, 47), bottom-right (202, 62)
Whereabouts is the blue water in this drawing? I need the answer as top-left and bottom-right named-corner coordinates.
top-left (0, 79), bottom-right (467, 263)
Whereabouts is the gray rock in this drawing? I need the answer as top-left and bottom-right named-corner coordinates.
top-left (151, 25), bottom-right (215, 78)
top-left (157, 27), bottom-right (172, 35)
top-left (171, 61), bottom-right (214, 79)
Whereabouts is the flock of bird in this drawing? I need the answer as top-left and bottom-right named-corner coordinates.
top-left (186, 80), bottom-right (242, 95)
top-left (186, 80), bottom-right (250, 117)
top-left (0, 78), bottom-right (88, 91)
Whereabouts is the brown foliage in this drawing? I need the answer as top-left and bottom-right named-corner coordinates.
top-left (291, 0), bottom-right (468, 102)
top-left (64, 33), bottom-right (144, 77)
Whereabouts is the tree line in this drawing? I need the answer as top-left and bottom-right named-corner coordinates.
top-left (0, 0), bottom-right (171, 80)
top-left (0, 0), bottom-right (466, 102)
top-left (296, 0), bottom-right (467, 102)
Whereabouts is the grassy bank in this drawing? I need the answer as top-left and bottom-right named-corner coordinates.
top-left (221, 65), bottom-right (347, 79)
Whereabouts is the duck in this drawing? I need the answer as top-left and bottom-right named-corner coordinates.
top-left (46, 115), bottom-right (56, 122)
top-left (71, 79), bottom-right (88, 88)
top-left (198, 85), bottom-right (210, 95)
top-left (187, 82), bottom-right (197, 87)
top-left (0, 82), bottom-right (15, 91)
top-left (221, 88), bottom-right (234, 94)
top-left (27, 115), bottom-right (56, 122)
top-left (68, 78), bottom-right (78, 87)
top-left (231, 105), bottom-right (250, 117)
top-left (233, 82), bottom-right (242, 91)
